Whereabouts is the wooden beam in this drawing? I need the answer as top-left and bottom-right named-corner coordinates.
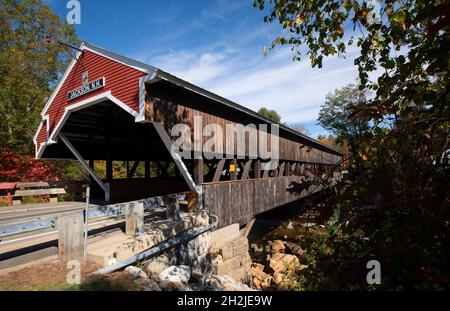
top-left (152, 122), bottom-right (197, 193)
top-left (193, 159), bottom-right (204, 185)
top-left (71, 160), bottom-right (90, 182)
top-left (128, 161), bottom-right (141, 179)
top-left (272, 169), bottom-right (278, 178)
top-left (213, 159), bottom-right (226, 182)
top-left (59, 133), bottom-right (110, 201)
top-left (262, 167), bottom-right (269, 178)
top-left (240, 160), bottom-right (252, 180)
top-left (278, 162), bottom-right (285, 177)
top-left (254, 159), bottom-right (260, 179)
top-left (105, 113), bottom-right (113, 183)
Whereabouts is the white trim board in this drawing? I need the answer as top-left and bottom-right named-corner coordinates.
top-left (36, 91), bottom-right (139, 159)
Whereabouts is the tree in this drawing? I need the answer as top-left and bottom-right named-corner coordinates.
top-left (0, 0), bottom-right (79, 155)
top-left (289, 122), bottom-right (311, 136)
top-left (257, 107), bottom-right (283, 123)
top-left (0, 146), bottom-right (61, 181)
top-left (255, 0), bottom-right (449, 289)
top-left (253, 0), bottom-right (448, 159)
top-left (318, 84), bottom-right (370, 175)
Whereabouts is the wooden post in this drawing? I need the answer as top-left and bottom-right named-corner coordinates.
top-left (57, 212), bottom-right (84, 263)
top-left (230, 159), bottom-right (237, 180)
top-left (125, 202), bottom-right (144, 236)
top-left (193, 159), bottom-right (204, 185)
top-left (278, 162), bottom-right (285, 177)
top-left (106, 159), bottom-right (113, 183)
top-left (105, 113), bottom-right (113, 184)
top-left (285, 162), bottom-right (291, 176)
top-left (213, 159), bottom-right (226, 182)
top-left (241, 160), bottom-right (252, 180)
top-left (164, 195), bottom-right (181, 221)
top-left (254, 159), bottom-right (260, 179)
top-left (262, 166), bottom-right (269, 178)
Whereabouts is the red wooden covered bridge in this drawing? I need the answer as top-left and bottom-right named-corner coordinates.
top-left (33, 42), bottom-right (342, 228)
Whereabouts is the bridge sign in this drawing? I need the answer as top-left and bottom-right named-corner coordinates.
top-left (67, 77), bottom-right (105, 101)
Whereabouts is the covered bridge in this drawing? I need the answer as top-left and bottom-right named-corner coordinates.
top-left (34, 42), bottom-right (342, 228)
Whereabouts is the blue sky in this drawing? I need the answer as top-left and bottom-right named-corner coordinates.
top-left (47, 0), bottom-right (363, 138)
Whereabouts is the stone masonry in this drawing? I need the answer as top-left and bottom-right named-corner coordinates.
top-left (209, 224), bottom-right (252, 284)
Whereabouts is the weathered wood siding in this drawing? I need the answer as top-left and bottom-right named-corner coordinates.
top-left (145, 83), bottom-right (341, 164)
top-left (203, 175), bottom-right (338, 228)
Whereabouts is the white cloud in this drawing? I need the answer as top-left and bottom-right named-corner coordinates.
top-left (133, 16), bottom-right (364, 128)
top-left (152, 51), bottom-right (230, 85)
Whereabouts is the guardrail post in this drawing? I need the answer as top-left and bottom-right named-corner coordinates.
top-left (164, 195), bottom-right (181, 221)
top-left (57, 211), bottom-right (84, 263)
top-left (125, 202), bottom-right (144, 236)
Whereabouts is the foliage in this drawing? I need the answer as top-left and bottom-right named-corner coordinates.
top-left (258, 107), bottom-right (283, 123)
top-left (318, 84), bottom-right (370, 144)
top-left (289, 122), bottom-right (312, 136)
top-left (255, 0), bottom-right (450, 290)
top-left (318, 84), bottom-right (371, 174)
top-left (0, 147), bottom-right (62, 181)
top-left (0, 0), bottom-right (79, 155)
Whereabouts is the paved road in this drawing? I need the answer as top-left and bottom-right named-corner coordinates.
top-left (0, 202), bottom-right (86, 224)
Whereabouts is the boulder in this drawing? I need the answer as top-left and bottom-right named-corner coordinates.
top-left (284, 242), bottom-right (307, 261)
top-left (144, 253), bottom-right (175, 281)
top-left (251, 267), bottom-right (272, 284)
top-left (271, 240), bottom-right (286, 253)
top-left (125, 266), bottom-right (148, 279)
top-left (158, 265), bottom-right (191, 290)
top-left (273, 272), bottom-right (283, 286)
top-left (269, 253), bottom-right (300, 273)
top-left (250, 243), bottom-right (263, 253)
top-left (135, 277), bottom-right (162, 291)
top-left (251, 263), bottom-right (265, 272)
top-left (253, 277), bottom-right (261, 289)
top-left (203, 274), bottom-right (255, 291)
top-left (125, 266), bottom-right (161, 291)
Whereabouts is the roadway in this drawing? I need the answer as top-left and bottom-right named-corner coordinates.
top-left (0, 201), bottom-right (127, 271)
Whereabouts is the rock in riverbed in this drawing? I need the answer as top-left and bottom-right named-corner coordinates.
top-left (159, 265), bottom-right (191, 290)
top-left (269, 253), bottom-right (300, 273)
top-left (203, 275), bottom-right (254, 291)
top-left (125, 266), bottom-right (161, 291)
top-left (251, 266), bottom-right (272, 289)
top-left (269, 240), bottom-right (286, 253)
top-left (284, 241), bottom-right (307, 261)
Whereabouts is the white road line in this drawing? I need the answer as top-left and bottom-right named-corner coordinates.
top-left (0, 231), bottom-right (57, 245)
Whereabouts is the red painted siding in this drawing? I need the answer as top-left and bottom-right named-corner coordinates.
top-left (36, 50), bottom-right (146, 151)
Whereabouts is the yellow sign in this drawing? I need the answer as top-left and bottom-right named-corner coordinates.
top-left (229, 164), bottom-right (235, 172)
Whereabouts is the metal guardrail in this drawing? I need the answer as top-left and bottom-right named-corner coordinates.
top-left (0, 219), bottom-right (55, 238)
top-left (0, 195), bottom-right (171, 239)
